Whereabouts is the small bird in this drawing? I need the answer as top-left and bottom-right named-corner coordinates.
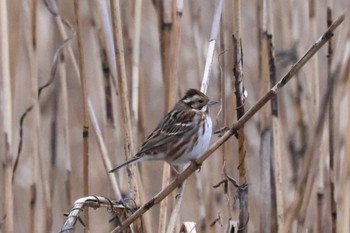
top-left (109, 89), bottom-right (217, 173)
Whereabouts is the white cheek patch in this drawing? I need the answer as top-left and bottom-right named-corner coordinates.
top-left (183, 95), bottom-right (200, 104)
top-left (182, 98), bottom-right (191, 103)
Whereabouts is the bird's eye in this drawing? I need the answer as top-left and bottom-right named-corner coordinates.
top-left (198, 99), bottom-right (203, 103)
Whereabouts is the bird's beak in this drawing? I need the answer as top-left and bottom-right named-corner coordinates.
top-left (208, 99), bottom-right (218, 105)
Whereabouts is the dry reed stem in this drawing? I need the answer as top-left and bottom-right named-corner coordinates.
top-left (180, 222), bottom-right (197, 233)
top-left (60, 196), bottom-right (127, 232)
top-left (200, 0), bottom-right (224, 94)
top-left (167, 0), bottom-right (182, 103)
top-left (194, 172), bottom-right (206, 229)
top-left (58, 54), bottom-right (72, 205)
top-left (0, 0), bottom-right (13, 232)
top-left (73, 1), bottom-right (90, 229)
top-left (23, 1), bottom-right (52, 231)
top-left (218, 10), bottom-right (225, 184)
top-left (110, 14), bottom-right (344, 232)
top-left (232, 0), bottom-right (249, 231)
top-left (166, 182), bottom-right (185, 233)
top-left (157, 0), bottom-right (174, 230)
top-left (233, 0), bottom-right (246, 186)
top-left (48, 0), bottom-right (123, 199)
top-left (326, 3), bottom-right (337, 233)
top-left (88, 101), bottom-right (121, 198)
top-left (153, 0), bottom-right (173, 108)
top-left (219, 10), bottom-right (226, 141)
top-left (282, 13), bottom-right (345, 232)
top-left (110, 0), bottom-right (140, 201)
top-left (138, 67), bottom-right (146, 143)
top-left (225, 220), bottom-right (239, 233)
top-left (160, 0), bottom-right (184, 231)
top-left (308, 1), bottom-right (324, 231)
top-left (218, 7), bottom-right (233, 222)
top-left (338, 39), bottom-right (350, 233)
top-left (197, 0), bottom-right (223, 227)
top-left (167, 0), bottom-right (182, 108)
top-left (267, 33), bottom-right (285, 231)
top-left (131, 0), bottom-right (142, 141)
top-left (189, 2), bottom-right (205, 79)
top-left (109, 1), bottom-right (150, 231)
top-left (93, 0), bottom-right (118, 92)
top-left (339, 86), bottom-right (350, 233)
top-left (259, 1), bottom-right (272, 232)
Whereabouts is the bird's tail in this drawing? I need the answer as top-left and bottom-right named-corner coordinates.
top-left (109, 156), bottom-right (141, 173)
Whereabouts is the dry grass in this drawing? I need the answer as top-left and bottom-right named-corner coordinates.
top-left (0, 1), bottom-right (349, 233)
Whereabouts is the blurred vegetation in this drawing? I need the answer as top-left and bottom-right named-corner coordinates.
top-left (0, 0), bottom-right (349, 232)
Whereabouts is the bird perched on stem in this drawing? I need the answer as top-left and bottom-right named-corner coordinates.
top-left (109, 89), bottom-right (217, 173)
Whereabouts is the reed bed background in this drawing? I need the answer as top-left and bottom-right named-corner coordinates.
top-left (1, 0), bottom-right (350, 232)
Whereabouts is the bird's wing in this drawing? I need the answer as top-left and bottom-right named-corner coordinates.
top-left (137, 110), bottom-right (197, 155)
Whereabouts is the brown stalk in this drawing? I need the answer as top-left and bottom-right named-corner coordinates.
top-left (232, 0), bottom-right (248, 231)
top-left (109, 4), bottom-right (149, 232)
top-left (153, 0), bottom-right (173, 231)
top-left (339, 76), bottom-right (350, 233)
top-left (259, 1), bottom-right (273, 232)
top-left (308, 1), bottom-right (325, 231)
top-left (166, 182), bottom-right (186, 233)
top-left (218, 8), bottom-right (231, 223)
top-left (138, 67), bottom-right (146, 142)
top-left (167, 0), bottom-right (181, 109)
top-left (91, 0), bottom-right (118, 91)
top-left (326, 2), bottom-right (337, 233)
top-left (27, 4), bottom-right (40, 233)
top-left (73, 0), bottom-right (90, 229)
top-left (152, 0), bottom-right (173, 109)
top-left (189, 1), bottom-right (204, 79)
top-left (58, 54), bottom-right (72, 206)
top-left (110, 0), bottom-right (139, 199)
top-left (131, 0), bottom-right (143, 140)
top-left (110, 13), bottom-right (344, 232)
top-left (267, 33), bottom-right (285, 232)
top-left (0, 0), bottom-right (13, 232)
top-left (337, 39), bottom-right (350, 233)
top-left (162, 1), bottom-right (183, 232)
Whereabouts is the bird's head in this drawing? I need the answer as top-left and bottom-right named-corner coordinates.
top-left (181, 89), bottom-right (217, 112)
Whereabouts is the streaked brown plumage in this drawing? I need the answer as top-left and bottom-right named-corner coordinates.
top-left (109, 89), bottom-right (217, 173)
